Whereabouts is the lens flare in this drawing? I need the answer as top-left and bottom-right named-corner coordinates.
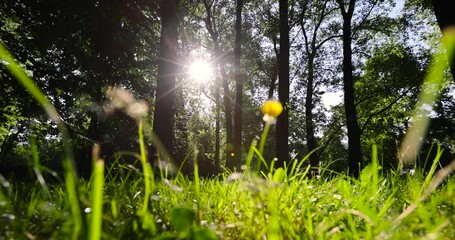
top-left (188, 60), bottom-right (213, 83)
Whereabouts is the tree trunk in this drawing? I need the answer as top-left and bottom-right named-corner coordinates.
top-left (268, 71), bottom-right (278, 100)
top-left (337, 0), bottom-right (362, 177)
top-left (305, 54), bottom-right (319, 170)
top-left (174, 87), bottom-right (189, 169)
top-left (201, 0), bottom-right (232, 170)
top-left (268, 37), bottom-right (279, 99)
top-left (228, 0), bottom-right (244, 171)
top-left (276, 0), bottom-right (290, 168)
top-left (433, 0), bottom-right (455, 81)
top-left (153, 0), bottom-right (179, 162)
top-left (299, 0), bottom-right (332, 173)
top-left (220, 60), bottom-right (234, 164)
top-left (214, 44), bottom-right (233, 168)
top-left (215, 68), bottom-right (221, 172)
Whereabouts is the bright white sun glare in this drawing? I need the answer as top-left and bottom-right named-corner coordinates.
top-left (188, 60), bottom-right (213, 83)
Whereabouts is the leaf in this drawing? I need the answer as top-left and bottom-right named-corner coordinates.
top-left (153, 234), bottom-right (178, 240)
top-left (272, 168), bottom-right (286, 183)
top-left (193, 228), bottom-right (219, 240)
top-left (171, 207), bottom-right (196, 232)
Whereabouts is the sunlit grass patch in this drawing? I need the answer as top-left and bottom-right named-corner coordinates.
top-left (1, 154), bottom-right (455, 239)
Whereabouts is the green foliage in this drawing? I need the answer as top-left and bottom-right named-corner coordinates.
top-left (155, 207), bottom-right (218, 240)
top-left (0, 0), bottom-right (161, 173)
top-left (2, 0), bottom-right (453, 178)
top-left (356, 43), bottom-right (427, 168)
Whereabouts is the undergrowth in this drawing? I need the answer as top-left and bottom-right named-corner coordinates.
top-left (1, 145), bottom-right (455, 239)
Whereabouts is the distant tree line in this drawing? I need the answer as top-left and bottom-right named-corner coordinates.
top-left (1, 0), bottom-right (454, 179)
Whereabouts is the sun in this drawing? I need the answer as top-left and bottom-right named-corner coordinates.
top-left (188, 60), bottom-right (213, 83)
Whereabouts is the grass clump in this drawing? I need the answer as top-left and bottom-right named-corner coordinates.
top-left (1, 149), bottom-right (455, 239)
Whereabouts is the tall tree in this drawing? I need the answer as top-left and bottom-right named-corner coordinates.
top-left (227, 0), bottom-right (244, 170)
top-left (297, 0), bottom-right (339, 171)
top-left (276, 0), bottom-right (290, 168)
top-left (153, 0), bottom-right (179, 162)
top-left (200, 0), bottom-right (234, 170)
top-left (336, 0), bottom-right (362, 177)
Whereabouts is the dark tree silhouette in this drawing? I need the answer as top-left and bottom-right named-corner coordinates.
top-left (336, 0), bottom-right (362, 178)
top-left (276, 0), bottom-right (290, 168)
top-left (229, 0), bottom-right (244, 170)
top-left (153, 0), bottom-right (179, 162)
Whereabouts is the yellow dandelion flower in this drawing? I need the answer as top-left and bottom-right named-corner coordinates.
top-left (261, 100), bottom-right (283, 117)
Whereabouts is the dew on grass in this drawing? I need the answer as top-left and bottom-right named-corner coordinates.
top-left (112, 221), bottom-right (122, 227)
top-left (233, 209), bottom-right (240, 217)
top-left (84, 207), bottom-right (92, 213)
top-left (133, 191), bottom-right (141, 199)
top-left (40, 202), bottom-right (56, 212)
top-left (1, 181), bottom-right (10, 188)
top-left (151, 195), bottom-right (161, 201)
top-left (225, 223), bottom-right (239, 228)
top-left (334, 194), bottom-right (342, 200)
top-left (2, 213), bottom-right (15, 221)
top-left (227, 172), bottom-right (243, 182)
top-left (164, 179), bottom-right (183, 192)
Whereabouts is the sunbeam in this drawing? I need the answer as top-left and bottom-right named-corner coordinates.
top-left (188, 60), bottom-right (213, 83)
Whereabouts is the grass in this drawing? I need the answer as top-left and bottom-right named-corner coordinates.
top-left (1, 30), bottom-right (455, 239)
top-left (0, 152), bottom-right (454, 239)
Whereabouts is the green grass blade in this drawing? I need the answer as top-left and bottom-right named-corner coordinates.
top-left (89, 159), bottom-right (105, 240)
top-left (258, 122), bottom-right (271, 156)
top-left (420, 146), bottom-right (443, 195)
top-left (399, 28), bottom-right (455, 163)
top-left (137, 119), bottom-right (156, 234)
top-left (138, 120), bottom-right (153, 212)
top-left (30, 137), bottom-right (51, 199)
top-left (193, 146), bottom-right (201, 209)
top-left (245, 138), bottom-right (258, 175)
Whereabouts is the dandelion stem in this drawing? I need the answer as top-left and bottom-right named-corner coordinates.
top-left (258, 122), bottom-right (271, 170)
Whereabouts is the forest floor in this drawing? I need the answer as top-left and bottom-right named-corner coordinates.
top-left (1, 154), bottom-right (454, 239)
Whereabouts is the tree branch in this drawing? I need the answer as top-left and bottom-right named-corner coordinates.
top-left (359, 92), bottom-right (408, 134)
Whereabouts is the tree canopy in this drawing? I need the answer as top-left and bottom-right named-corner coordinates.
top-left (1, 0), bottom-right (454, 178)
